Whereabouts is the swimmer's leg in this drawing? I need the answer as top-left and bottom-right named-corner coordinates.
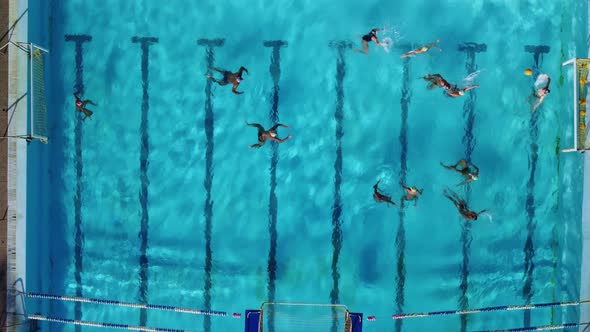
top-left (457, 159), bottom-right (468, 170)
top-left (440, 162), bottom-right (459, 172)
top-left (82, 99), bottom-right (97, 107)
top-left (354, 41), bottom-right (369, 54)
top-left (246, 122), bottom-right (265, 134)
top-left (82, 108), bottom-right (93, 121)
top-left (269, 123), bottom-right (289, 131)
top-left (238, 66), bottom-right (249, 76)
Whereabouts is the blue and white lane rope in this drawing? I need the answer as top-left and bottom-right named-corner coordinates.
top-left (391, 300), bottom-right (590, 320)
top-left (473, 321), bottom-right (590, 332)
top-left (27, 315), bottom-right (192, 332)
top-left (25, 292), bottom-right (227, 317)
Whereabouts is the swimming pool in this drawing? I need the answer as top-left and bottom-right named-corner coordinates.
top-left (24, 0), bottom-right (587, 331)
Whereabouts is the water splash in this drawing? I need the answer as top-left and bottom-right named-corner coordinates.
top-left (481, 212), bottom-right (493, 223)
top-left (462, 69), bottom-right (483, 87)
top-left (381, 37), bottom-right (393, 53)
top-left (534, 73), bottom-right (549, 89)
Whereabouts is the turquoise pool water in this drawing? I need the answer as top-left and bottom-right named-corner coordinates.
top-left (26, 0), bottom-right (587, 331)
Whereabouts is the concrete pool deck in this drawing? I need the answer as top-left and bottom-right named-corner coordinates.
top-left (2, 0), bottom-right (28, 330)
top-left (0, 0), bottom-right (8, 328)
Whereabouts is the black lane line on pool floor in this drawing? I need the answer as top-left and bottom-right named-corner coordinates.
top-left (132, 36), bottom-right (158, 327)
top-left (457, 42), bottom-right (486, 332)
top-left (198, 37), bottom-right (224, 332)
top-left (64, 34), bottom-right (91, 332)
top-left (328, 40), bottom-right (350, 332)
top-left (522, 44), bottom-right (549, 328)
top-left (395, 54), bottom-right (412, 332)
top-left (263, 40), bottom-right (287, 332)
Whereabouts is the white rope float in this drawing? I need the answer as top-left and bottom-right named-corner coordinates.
top-left (25, 292), bottom-right (227, 317)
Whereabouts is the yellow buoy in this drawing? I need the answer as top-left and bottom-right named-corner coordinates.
top-left (524, 68), bottom-right (533, 76)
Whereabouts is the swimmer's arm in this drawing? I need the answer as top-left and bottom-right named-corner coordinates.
top-left (477, 209), bottom-right (488, 216)
top-left (82, 99), bottom-right (97, 107)
top-left (249, 142), bottom-right (264, 149)
top-left (455, 178), bottom-right (472, 187)
top-left (246, 123), bottom-right (265, 131)
top-left (271, 134), bottom-right (292, 143)
top-left (232, 82), bottom-right (243, 95)
top-left (238, 66), bottom-right (249, 75)
top-left (531, 97), bottom-right (543, 112)
top-left (270, 123), bottom-right (289, 131)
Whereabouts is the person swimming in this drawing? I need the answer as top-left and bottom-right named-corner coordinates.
top-left (400, 181), bottom-right (423, 207)
top-left (373, 180), bottom-right (397, 207)
top-left (530, 74), bottom-right (551, 112)
top-left (423, 73), bottom-right (452, 90)
top-left (206, 66), bottom-right (249, 94)
top-left (441, 159), bottom-right (479, 186)
top-left (443, 188), bottom-right (487, 221)
top-left (354, 28), bottom-right (384, 54)
top-left (247, 122), bottom-right (292, 149)
top-left (401, 39), bottom-right (441, 58)
top-left (74, 92), bottom-right (96, 121)
top-left (446, 84), bottom-right (479, 97)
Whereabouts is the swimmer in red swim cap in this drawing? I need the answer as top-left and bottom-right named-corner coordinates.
top-left (73, 92), bottom-right (96, 121)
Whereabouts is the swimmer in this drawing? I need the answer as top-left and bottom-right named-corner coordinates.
top-left (530, 75), bottom-right (551, 112)
top-left (401, 39), bottom-right (441, 58)
top-left (373, 180), bottom-right (397, 207)
top-left (73, 92), bottom-right (96, 121)
top-left (206, 66), bottom-right (249, 94)
top-left (246, 122), bottom-right (292, 149)
top-left (400, 181), bottom-right (423, 207)
top-left (354, 28), bottom-right (384, 54)
top-left (446, 85), bottom-right (479, 97)
top-left (440, 159), bottom-right (479, 186)
top-left (443, 188), bottom-right (488, 221)
top-left (423, 73), bottom-right (452, 90)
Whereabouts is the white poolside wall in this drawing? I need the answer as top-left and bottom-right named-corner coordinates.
top-left (6, 0), bottom-right (28, 330)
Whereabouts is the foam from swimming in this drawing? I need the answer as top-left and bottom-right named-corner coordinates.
top-left (462, 70), bottom-right (482, 86)
top-left (381, 37), bottom-right (393, 53)
top-left (534, 73), bottom-right (549, 89)
top-left (481, 212), bottom-right (493, 223)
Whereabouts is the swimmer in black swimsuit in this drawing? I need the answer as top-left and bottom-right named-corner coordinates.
top-left (443, 188), bottom-right (487, 221)
top-left (423, 74), bottom-right (452, 90)
top-left (74, 92), bottom-right (96, 121)
top-left (247, 122), bottom-right (292, 149)
top-left (206, 66), bottom-right (249, 95)
top-left (441, 159), bottom-right (479, 186)
top-left (354, 28), bottom-right (383, 54)
top-left (373, 180), bottom-right (397, 207)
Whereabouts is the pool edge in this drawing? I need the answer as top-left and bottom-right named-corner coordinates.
top-left (5, 0), bottom-right (28, 330)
